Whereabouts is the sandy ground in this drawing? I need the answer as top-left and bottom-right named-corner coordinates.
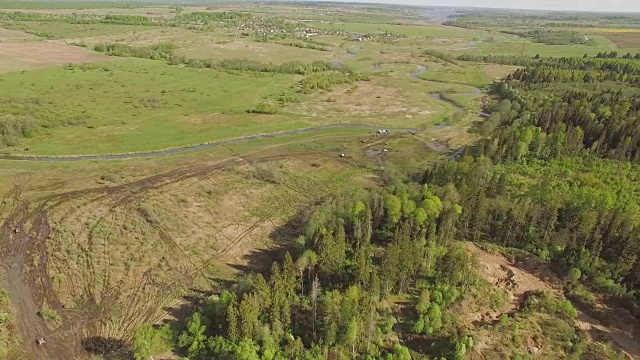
top-left (466, 242), bottom-right (640, 359)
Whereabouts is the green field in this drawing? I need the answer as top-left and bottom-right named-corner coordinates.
top-left (0, 21), bottom-right (157, 39)
top-left (0, 58), bottom-right (304, 154)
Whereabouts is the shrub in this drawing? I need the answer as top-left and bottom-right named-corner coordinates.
top-left (251, 165), bottom-right (285, 184)
top-left (39, 306), bottom-right (62, 325)
top-left (249, 102), bottom-right (277, 115)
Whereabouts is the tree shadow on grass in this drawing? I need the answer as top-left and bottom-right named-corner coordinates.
top-left (404, 334), bottom-right (453, 359)
top-left (227, 206), bottom-right (313, 274)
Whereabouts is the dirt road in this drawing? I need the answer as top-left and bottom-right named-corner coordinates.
top-left (0, 123), bottom-right (419, 162)
top-left (466, 242), bottom-right (640, 359)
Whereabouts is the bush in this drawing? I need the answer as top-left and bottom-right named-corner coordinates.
top-left (133, 324), bottom-right (174, 360)
top-left (249, 102), bottom-right (277, 115)
top-left (39, 306), bottom-right (62, 325)
top-left (0, 115), bottom-right (36, 147)
top-left (251, 164), bottom-right (285, 184)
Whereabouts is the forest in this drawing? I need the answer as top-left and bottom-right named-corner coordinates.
top-left (464, 55), bottom-right (640, 311)
top-left (126, 54), bottom-right (640, 359)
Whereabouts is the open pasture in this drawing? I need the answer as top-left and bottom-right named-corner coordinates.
top-left (0, 21), bottom-right (157, 39)
top-left (176, 38), bottom-right (335, 64)
top-left (0, 58), bottom-right (303, 155)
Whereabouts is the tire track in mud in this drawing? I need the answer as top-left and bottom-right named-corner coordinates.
top-left (0, 147), bottom-right (360, 359)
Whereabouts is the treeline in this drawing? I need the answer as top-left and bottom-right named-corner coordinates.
top-left (502, 29), bottom-right (592, 45)
top-left (0, 12), bottom-right (171, 26)
top-left (275, 40), bottom-right (329, 52)
top-left (456, 54), bottom-right (535, 66)
top-left (136, 185), bottom-right (481, 359)
top-left (297, 72), bottom-right (370, 93)
top-left (94, 43), bottom-right (175, 60)
top-left (424, 49), bottom-right (458, 65)
top-left (93, 43), bottom-right (337, 75)
top-left (595, 51), bottom-right (640, 59)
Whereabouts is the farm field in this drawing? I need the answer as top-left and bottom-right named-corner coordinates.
top-left (0, 2), bottom-right (638, 360)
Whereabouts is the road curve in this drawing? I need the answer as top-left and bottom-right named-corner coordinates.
top-left (0, 124), bottom-right (420, 162)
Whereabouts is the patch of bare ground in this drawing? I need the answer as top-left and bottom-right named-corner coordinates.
top-left (483, 64), bottom-right (520, 81)
top-left (464, 242), bottom-right (640, 359)
top-left (289, 80), bottom-right (433, 119)
top-left (371, 51), bottom-right (424, 65)
top-left (61, 28), bottom-right (197, 47)
top-left (0, 27), bottom-right (37, 42)
top-left (0, 42), bottom-right (112, 73)
top-left (597, 32), bottom-right (640, 48)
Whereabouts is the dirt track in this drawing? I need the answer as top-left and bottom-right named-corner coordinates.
top-left (0, 146), bottom-right (360, 359)
top-left (0, 123), bottom-right (418, 162)
top-left (466, 243), bottom-right (640, 359)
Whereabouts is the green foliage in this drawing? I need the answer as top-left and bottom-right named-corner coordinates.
top-left (39, 306), bottom-right (61, 325)
top-left (297, 71), bottom-right (370, 93)
top-left (95, 43), bottom-right (176, 60)
top-left (503, 29), bottom-right (592, 45)
top-left (0, 115), bottom-right (36, 147)
top-left (178, 312), bottom-right (207, 358)
top-left (424, 49), bottom-right (459, 65)
top-left (567, 267), bottom-right (582, 283)
top-left (133, 324), bottom-right (173, 360)
top-left (249, 102), bottom-right (277, 115)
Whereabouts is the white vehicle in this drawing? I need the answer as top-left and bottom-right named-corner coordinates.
top-left (36, 336), bottom-right (45, 345)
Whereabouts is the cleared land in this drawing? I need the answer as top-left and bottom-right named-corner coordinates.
top-left (0, 41), bottom-right (111, 73)
top-left (0, 27), bottom-right (36, 41)
top-left (596, 31), bottom-right (640, 49)
top-left (177, 39), bottom-right (334, 64)
top-left (0, 127), bottom-right (406, 360)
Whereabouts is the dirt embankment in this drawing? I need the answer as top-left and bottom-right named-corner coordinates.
top-left (466, 242), bottom-right (640, 359)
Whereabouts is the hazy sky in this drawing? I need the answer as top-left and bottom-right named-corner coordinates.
top-left (339, 0), bottom-right (640, 12)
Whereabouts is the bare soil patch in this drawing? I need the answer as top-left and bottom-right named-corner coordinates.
top-left (290, 80), bottom-right (433, 119)
top-left (465, 242), bottom-right (640, 359)
top-left (178, 40), bottom-right (333, 64)
top-left (483, 64), bottom-right (520, 81)
top-left (0, 27), bottom-right (37, 42)
top-left (0, 42), bottom-right (111, 73)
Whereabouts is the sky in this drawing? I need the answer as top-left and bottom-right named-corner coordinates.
top-left (335, 0), bottom-right (640, 12)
